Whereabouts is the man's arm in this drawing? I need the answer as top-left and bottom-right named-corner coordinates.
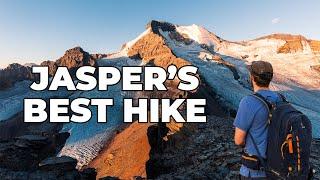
top-left (233, 96), bottom-right (256, 146)
top-left (234, 127), bottom-right (246, 146)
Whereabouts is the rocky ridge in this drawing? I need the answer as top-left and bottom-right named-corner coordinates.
top-left (0, 63), bottom-right (38, 90)
top-left (0, 47), bottom-right (107, 90)
top-left (257, 33), bottom-right (320, 54)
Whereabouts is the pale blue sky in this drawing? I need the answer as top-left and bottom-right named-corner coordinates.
top-left (0, 0), bottom-right (319, 67)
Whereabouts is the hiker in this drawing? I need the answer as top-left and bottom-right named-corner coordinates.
top-left (234, 61), bottom-right (312, 179)
top-left (234, 61), bottom-right (277, 179)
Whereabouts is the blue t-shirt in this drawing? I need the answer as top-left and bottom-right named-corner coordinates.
top-left (233, 90), bottom-right (281, 177)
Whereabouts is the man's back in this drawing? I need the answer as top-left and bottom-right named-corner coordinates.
top-left (234, 90), bottom-right (281, 178)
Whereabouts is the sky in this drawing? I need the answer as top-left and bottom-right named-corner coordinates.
top-left (0, 0), bottom-right (319, 68)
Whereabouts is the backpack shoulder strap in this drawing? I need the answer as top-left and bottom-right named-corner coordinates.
top-left (278, 93), bottom-right (288, 103)
top-left (247, 132), bottom-right (267, 167)
top-left (250, 93), bottom-right (272, 112)
top-left (250, 93), bottom-right (274, 125)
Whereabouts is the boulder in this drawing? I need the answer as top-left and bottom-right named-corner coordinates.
top-left (14, 135), bottom-right (48, 149)
top-left (39, 156), bottom-right (77, 171)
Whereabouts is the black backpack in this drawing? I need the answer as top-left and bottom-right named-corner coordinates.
top-left (250, 92), bottom-right (312, 179)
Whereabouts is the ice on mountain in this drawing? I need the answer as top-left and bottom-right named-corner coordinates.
top-left (58, 57), bottom-right (141, 168)
top-left (58, 88), bottom-right (124, 168)
top-left (176, 24), bottom-right (221, 48)
top-left (161, 26), bottom-right (320, 137)
top-left (0, 80), bottom-right (71, 121)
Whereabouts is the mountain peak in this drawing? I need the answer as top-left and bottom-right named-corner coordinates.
top-left (57, 46), bottom-right (93, 67)
top-left (64, 46), bottom-right (86, 55)
top-left (146, 20), bottom-right (176, 34)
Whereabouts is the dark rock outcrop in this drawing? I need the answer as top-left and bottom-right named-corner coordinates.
top-left (0, 133), bottom-right (96, 180)
top-left (0, 63), bottom-right (38, 90)
top-left (146, 20), bottom-right (176, 34)
top-left (0, 134), bottom-right (63, 171)
top-left (90, 53), bottom-right (108, 60)
top-left (39, 156), bottom-right (78, 171)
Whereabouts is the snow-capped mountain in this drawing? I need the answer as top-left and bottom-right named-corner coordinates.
top-left (0, 20), bottom-right (319, 169)
top-left (161, 22), bottom-right (320, 135)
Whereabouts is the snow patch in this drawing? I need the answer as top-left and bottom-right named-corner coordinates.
top-left (176, 24), bottom-right (221, 48)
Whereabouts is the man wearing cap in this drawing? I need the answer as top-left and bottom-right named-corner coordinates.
top-left (234, 61), bottom-right (281, 179)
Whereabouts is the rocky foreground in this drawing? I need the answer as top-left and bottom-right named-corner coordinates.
top-left (151, 116), bottom-right (320, 179)
top-left (150, 116), bottom-right (242, 179)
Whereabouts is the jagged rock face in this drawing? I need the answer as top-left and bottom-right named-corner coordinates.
top-left (41, 47), bottom-right (107, 77)
top-left (40, 60), bottom-right (57, 76)
top-left (277, 40), bottom-right (304, 54)
top-left (0, 63), bottom-right (37, 90)
top-left (54, 47), bottom-right (95, 76)
top-left (42, 47), bottom-right (106, 76)
top-left (146, 20), bottom-right (176, 34)
top-left (127, 24), bottom-right (194, 100)
top-left (56, 47), bottom-right (94, 67)
top-left (308, 40), bottom-right (320, 53)
top-left (128, 31), bottom-right (190, 68)
top-left (270, 34), bottom-right (306, 54)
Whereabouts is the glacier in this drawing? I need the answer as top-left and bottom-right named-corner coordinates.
top-left (58, 57), bottom-right (141, 168)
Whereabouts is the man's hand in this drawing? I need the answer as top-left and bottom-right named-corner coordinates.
top-left (234, 127), bottom-right (246, 146)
